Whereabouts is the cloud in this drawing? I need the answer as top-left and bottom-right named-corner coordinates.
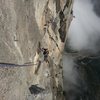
top-left (63, 55), bottom-right (77, 86)
top-left (63, 55), bottom-right (87, 100)
top-left (63, 0), bottom-right (100, 99)
top-left (67, 0), bottom-right (100, 53)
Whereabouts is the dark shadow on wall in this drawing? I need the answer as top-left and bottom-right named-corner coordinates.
top-left (91, 0), bottom-right (100, 17)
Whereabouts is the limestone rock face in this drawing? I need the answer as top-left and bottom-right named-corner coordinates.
top-left (0, 0), bottom-right (73, 100)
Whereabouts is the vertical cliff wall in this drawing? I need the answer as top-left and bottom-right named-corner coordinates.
top-left (0, 0), bottom-right (73, 100)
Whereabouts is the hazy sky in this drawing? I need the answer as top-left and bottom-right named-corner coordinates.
top-left (68, 0), bottom-right (100, 53)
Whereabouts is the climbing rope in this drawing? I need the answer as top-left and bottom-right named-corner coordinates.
top-left (0, 62), bottom-right (39, 68)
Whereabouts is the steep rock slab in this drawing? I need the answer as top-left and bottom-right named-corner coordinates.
top-left (0, 0), bottom-right (73, 100)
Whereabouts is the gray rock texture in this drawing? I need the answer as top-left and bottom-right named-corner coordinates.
top-left (0, 0), bottom-right (73, 100)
